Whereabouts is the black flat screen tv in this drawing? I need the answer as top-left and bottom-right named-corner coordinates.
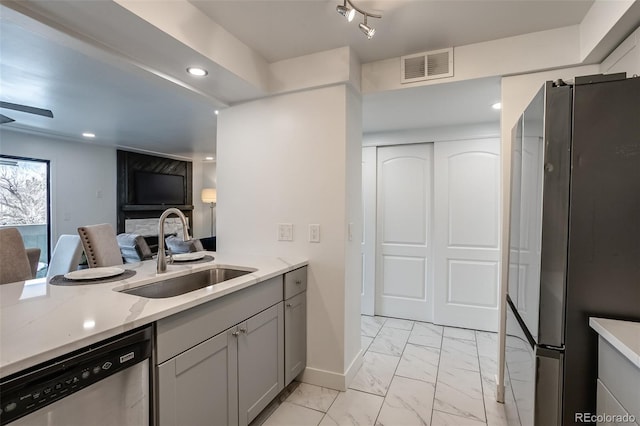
top-left (135, 171), bottom-right (185, 205)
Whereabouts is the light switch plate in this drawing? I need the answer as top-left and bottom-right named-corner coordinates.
top-left (309, 224), bottom-right (320, 243)
top-left (278, 223), bottom-right (294, 241)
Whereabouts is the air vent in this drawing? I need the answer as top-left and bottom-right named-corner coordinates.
top-left (401, 48), bottom-right (454, 84)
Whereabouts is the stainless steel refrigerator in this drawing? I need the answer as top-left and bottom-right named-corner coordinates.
top-left (504, 74), bottom-right (640, 426)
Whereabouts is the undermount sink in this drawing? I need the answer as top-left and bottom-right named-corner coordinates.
top-left (119, 268), bottom-right (252, 299)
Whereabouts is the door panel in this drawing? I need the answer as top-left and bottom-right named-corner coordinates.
top-left (434, 139), bottom-right (501, 331)
top-left (447, 260), bottom-right (499, 307)
top-left (382, 256), bottom-right (426, 299)
top-left (238, 303), bottom-right (284, 426)
top-left (284, 292), bottom-right (307, 385)
top-left (381, 157), bottom-right (428, 244)
top-left (158, 328), bottom-right (238, 426)
top-left (448, 153), bottom-right (500, 248)
top-left (376, 144), bottom-right (433, 321)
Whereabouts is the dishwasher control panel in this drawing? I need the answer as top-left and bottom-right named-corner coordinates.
top-left (0, 326), bottom-right (151, 425)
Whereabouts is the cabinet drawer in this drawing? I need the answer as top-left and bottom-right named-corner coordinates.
top-left (284, 267), bottom-right (307, 299)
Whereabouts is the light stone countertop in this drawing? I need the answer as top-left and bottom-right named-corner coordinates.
top-left (0, 251), bottom-right (308, 378)
top-left (590, 317), bottom-right (640, 369)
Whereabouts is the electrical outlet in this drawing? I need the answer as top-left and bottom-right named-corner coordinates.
top-left (309, 224), bottom-right (320, 243)
top-left (278, 223), bottom-right (294, 241)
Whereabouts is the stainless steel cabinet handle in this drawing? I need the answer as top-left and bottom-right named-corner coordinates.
top-left (295, 280), bottom-right (302, 285)
top-left (286, 303), bottom-right (292, 307)
top-left (232, 331), bottom-right (240, 337)
top-left (239, 328), bottom-right (247, 333)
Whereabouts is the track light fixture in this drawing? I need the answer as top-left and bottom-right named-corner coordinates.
top-left (336, 0), bottom-right (381, 39)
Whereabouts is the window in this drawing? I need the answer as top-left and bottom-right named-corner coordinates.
top-left (0, 155), bottom-right (51, 277)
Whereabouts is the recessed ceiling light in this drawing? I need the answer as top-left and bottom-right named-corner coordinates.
top-left (492, 102), bottom-right (502, 110)
top-left (187, 67), bottom-right (208, 77)
top-left (214, 110), bottom-right (219, 115)
top-left (82, 132), bottom-right (96, 138)
top-left (205, 156), bottom-right (214, 161)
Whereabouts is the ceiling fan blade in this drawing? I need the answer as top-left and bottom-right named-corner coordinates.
top-left (0, 101), bottom-right (53, 118)
top-left (0, 114), bottom-right (16, 124)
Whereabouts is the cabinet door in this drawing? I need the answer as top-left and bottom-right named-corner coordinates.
top-left (157, 327), bottom-right (239, 426)
top-left (285, 291), bottom-right (307, 385)
top-left (237, 303), bottom-right (284, 426)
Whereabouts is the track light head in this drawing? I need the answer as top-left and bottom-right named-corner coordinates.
top-left (359, 21), bottom-right (375, 39)
top-left (337, 0), bottom-right (381, 38)
top-left (336, 4), bottom-right (356, 22)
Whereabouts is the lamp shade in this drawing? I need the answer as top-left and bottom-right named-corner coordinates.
top-left (201, 188), bottom-right (217, 203)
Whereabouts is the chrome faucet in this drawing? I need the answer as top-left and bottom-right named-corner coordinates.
top-left (157, 208), bottom-right (191, 273)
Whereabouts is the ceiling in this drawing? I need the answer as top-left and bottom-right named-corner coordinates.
top-left (0, 9), bottom-right (220, 159)
top-left (0, 1), bottom-right (596, 158)
top-left (190, 0), bottom-right (594, 63)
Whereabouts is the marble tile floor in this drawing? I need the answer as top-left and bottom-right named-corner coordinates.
top-left (254, 315), bottom-right (508, 426)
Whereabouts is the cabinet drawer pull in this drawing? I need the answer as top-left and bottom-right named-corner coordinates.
top-left (232, 331), bottom-right (240, 337)
top-left (239, 328), bottom-right (247, 333)
top-left (286, 303), bottom-right (292, 308)
top-left (295, 280), bottom-right (302, 285)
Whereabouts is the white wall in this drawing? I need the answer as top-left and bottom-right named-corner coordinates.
top-left (362, 4), bottom-right (640, 95)
top-left (601, 25), bottom-right (640, 75)
top-left (269, 47), bottom-right (360, 95)
top-left (343, 85), bottom-right (363, 383)
top-left (0, 130), bottom-right (117, 246)
top-left (362, 26), bottom-right (582, 94)
top-left (217, 84), bottom-right (363, 390)
top-left (579, 0), bottom-right (640, 62)
top-left (363, 122), bottom-right (500, 147)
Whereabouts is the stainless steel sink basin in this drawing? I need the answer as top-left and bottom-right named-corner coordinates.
top-left (119, 268), bottom-right (252, 298)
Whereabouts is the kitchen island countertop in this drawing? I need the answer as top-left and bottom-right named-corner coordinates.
top-left (589, 317), bottom-right (640, 369)
top-left (0, 251), bottom-right (307, 378)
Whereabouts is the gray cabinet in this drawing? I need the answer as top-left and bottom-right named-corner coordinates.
top-left (155, 270), bottom-right (307, 426)
top-left (157, 326), bottom-right (238, 426)
top-left (285, 291), bottom-right (307, 385)
top-left (596, 337), bottom-right (640, 426)
top-left (158, 303), bottom-right (284, 426)
top-left (238, 303), bottom-right (284, 425)
top-left (284, 267), bottom-right (307, 385)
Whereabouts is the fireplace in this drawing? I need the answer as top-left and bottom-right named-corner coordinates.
top-left (117, 150), bottom-right (193, 237)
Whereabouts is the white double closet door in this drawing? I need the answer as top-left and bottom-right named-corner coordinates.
top-left (362, 139), bottom-right (501, 331)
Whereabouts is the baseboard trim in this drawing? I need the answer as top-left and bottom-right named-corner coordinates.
top-left (299, 350), bottom-right (364, 391)
top-left (344, 348), bottom-right (364, 388)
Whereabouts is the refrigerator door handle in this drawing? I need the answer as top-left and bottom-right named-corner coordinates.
top-left (535, 347), bottom-right (564, 426)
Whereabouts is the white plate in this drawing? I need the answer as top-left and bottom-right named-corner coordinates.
top-left (64, 267), bottom-right (125, 280)
top-left (172, 252), bottom-right (206, 262)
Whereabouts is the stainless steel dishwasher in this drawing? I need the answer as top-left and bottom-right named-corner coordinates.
top-left (0, 325), bottom-right (152, 426)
